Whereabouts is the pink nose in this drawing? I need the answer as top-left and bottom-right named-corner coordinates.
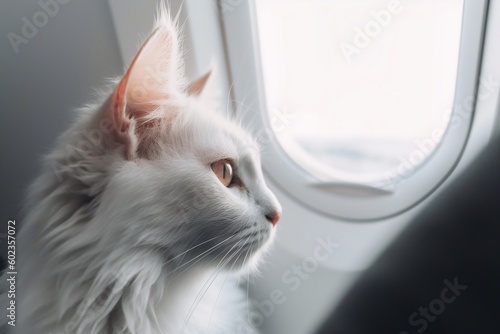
top-left (265, 211), bottom-right (281, 226)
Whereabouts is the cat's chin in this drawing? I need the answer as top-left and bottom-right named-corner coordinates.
top-left (230, 226), bottom-right (276, 274)
top-left (233, 245), bottom-right (272, 277)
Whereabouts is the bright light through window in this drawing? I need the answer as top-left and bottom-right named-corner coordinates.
top-left (254, 0), bottom-right (464, 185)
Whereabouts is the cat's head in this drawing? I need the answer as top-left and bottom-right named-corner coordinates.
top-left (85, 8), bottom-right (281, 273)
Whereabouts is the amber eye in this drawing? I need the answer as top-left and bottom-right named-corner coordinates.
top-left (211, 159), bottom-right (234, 187)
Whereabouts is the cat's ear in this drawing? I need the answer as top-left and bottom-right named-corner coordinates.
top-left (187, 70), bottom-right (212, 96)
top-left (109, 11), bottom-right (184, 159)
top-left (187, 63), bottom-right (221, 111)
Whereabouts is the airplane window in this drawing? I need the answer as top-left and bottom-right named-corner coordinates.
top-left (254, 0), bottom-right (465, 186)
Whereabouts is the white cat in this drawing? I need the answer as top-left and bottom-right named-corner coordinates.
top-left (0, 5), bottom-right (281, 334)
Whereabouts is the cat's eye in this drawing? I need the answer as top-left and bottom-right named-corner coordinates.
top-left (211, 159), bottom-right (234, 187)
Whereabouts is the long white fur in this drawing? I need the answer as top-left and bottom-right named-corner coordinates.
top-left (0, 4), bottom-right (280, 334)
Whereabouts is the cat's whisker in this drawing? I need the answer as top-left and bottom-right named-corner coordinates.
top-left (231, 99), bottom-right (261, 118)
top-left (171, 234), bottom-right (236, 271)
top-left (167, 234), bottom-right (238, 284)
top-left (189, 238), bottom-right (251, 327)
top-left (237, 241), bottom-right (254, 287)
top-left (149, 306), bottom-right (162, 334)
top-left (163, 234), bottom-right (222, 264)
top-left (179, 240), bottom-right (246, 334)
top-left (207, 237), bottom-right (249, 334)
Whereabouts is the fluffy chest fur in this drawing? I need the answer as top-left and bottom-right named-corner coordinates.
top-left (155, 270), bottom-right (255, 334)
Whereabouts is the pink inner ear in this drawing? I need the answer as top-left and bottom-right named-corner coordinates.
top-left (126, 30), bottom-right (177, 104)
top-left (109, 22), bottom-right (183, 159)
top-left (122, 25), bottom-right (181, 108)
top-left (112, 27), bottom-right (164, 123)
top-left (187, 71), bottom-right (212, 96)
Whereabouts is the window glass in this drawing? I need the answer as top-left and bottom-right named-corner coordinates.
top-left (254, 0), bottom-right (464, 184)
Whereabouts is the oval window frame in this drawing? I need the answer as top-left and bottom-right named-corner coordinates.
top-left (221, 0), bottom-right (488, 221)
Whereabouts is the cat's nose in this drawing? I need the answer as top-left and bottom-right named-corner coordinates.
top-left (265, 210), bottom-right (281, 226)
